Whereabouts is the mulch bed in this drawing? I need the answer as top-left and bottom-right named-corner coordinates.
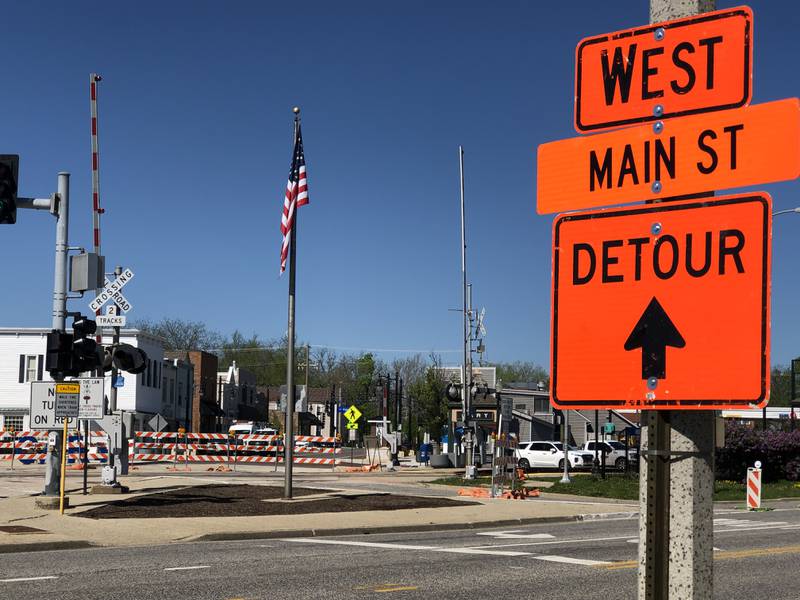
top-left (77, 484), bottom-right (477, 519)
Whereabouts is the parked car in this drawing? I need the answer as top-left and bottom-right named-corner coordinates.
top-left (515, 441), bottom-right (594, 471)
top-left (582, 440), bottom-right (638, 470)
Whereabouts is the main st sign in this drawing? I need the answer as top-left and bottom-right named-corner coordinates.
top-left (550, 194), bottom-right (770, 410)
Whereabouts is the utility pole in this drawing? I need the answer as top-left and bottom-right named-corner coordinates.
top-left (560, 409), bottom-right (571, 484)
top-left (638, 3), bottom-right (716, 600)
top-left (44, 173), bottom-right (70, 499)
top-left (106, 267), bottom-right (126, 483)
top-left (458, 146), bottom-right (474, 479)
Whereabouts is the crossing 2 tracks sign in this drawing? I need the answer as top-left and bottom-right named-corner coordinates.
top-left (550, 194), bottom-right (771, 410)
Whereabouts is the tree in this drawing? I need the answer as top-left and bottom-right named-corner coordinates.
top-left (771, 365), bottom-right (792, 407)
top-left (132, 317), bottom-right (223, 352)
top-left (491, 361), bottom-right (549, 387)
top-left (408, 364), bottom-right (449, 442)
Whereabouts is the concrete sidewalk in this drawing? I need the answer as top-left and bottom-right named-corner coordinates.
top-left (0, 469), bottom-right (637, 554)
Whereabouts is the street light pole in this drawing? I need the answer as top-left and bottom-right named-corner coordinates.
top-left (458, 146), bottom-right (474, 479)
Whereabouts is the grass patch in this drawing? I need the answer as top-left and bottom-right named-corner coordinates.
top-left (429, 476), bottom-right (493, 487)
top-left (547, 475), bottom-right (639, 500)
top-left (713, 480), bottom-right (800, 501)
top-left (544, 476), bottom-right (800, 501)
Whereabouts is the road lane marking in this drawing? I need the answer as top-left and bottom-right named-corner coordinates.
top-left (600, 544), bottom-right (800, 570)
top-left (534, 555), bottom-right (610, 566)
top-left (435, 547), bottom-right (531, 557)
top-left (374, 586), bottom-right (419, 593)
top-left (283, 539), bottom-right (437, 551)
top-left (469, 534), bottom-right (633, 549)
top-left (164, 566), bottom-right (210, 571)
top-left (476, 531), bottom-right (555, 540)
top-left (0, 576), bottom-right (58, 583)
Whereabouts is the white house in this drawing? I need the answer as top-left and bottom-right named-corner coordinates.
top-left (0, 328), bottom-right (192, 432)
top-left (217, 361), bottom-right (257, 422)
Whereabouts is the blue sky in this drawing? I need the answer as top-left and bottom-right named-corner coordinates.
top-left (2, 1), bottom-right (799, 369)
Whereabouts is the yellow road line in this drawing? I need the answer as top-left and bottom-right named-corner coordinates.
top-left (354, 584), bottom-right (419, 593)
top-left (599, 544), bottom-right (800, 571)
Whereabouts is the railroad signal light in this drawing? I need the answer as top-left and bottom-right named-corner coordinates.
top-left (109, 343), bottom-right (147, 374)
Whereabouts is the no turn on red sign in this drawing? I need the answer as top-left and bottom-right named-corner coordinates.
top-left (550, 194), bottom-right (771, 410)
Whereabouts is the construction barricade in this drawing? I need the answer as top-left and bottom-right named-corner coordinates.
top-left (130, 432), bottom-right (341, 466)
top-left (0, 430), bottom-right (109, 466)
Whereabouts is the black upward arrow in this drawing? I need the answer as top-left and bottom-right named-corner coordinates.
top-left (624, 297), bottom-right (686, 380)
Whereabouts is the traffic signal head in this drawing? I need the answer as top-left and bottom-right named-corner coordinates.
top-left (70, 314), bottom-right (100, 374)
top-left (111, 343), bottom-right (148, 374)
top-left (45, 330), bottom-right (73, 379)
top-left (445, 383), bottom-right (461, 402)
top-left (0, 155), bottom-right (19, 225)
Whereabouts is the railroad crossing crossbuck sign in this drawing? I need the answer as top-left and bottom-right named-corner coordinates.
top-left (89, 268), bottom-right (134, 313)
top-left (550, 194), bottom-right (771, 410)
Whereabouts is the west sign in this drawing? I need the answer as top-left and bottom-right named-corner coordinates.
top-left (550, 194), bottom-right (770, 410)
top-left (537, 98), bottom-right (800, 214)
top-left (575, 6), bottom-right (752, 132)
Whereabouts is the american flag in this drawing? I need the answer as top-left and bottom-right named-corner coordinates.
top-left (280, 124), bottom-right (309, 274)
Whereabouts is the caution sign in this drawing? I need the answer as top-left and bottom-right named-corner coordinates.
top-left (54, 383), bottom-right (80, 419)
top-left (575, 7), bottom-right (752, 132)
top-left (538, 98), bottom-right (800, 214)
top-left (550, 193), bottom-right (771, 410)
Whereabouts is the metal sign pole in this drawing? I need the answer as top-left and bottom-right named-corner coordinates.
top-left (58, 419), bottom-right (68, 514)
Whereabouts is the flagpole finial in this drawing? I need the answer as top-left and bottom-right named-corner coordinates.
top-left (292, 106), bottom-right (300, 115)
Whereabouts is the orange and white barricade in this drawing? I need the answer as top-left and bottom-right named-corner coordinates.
top-left (747, 462), bottom-right (762, 510)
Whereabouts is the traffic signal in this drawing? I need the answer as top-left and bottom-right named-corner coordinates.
top-left (71, 315), bottom-right (101, 374)
top-left (109, 343), bottom-right (147, 374)
top-left (45, 330), bottom-right (73, 379)
top-left (445, 382), bottom-right (462, 408)
top-left (0, 155), bottom-right (18, 224)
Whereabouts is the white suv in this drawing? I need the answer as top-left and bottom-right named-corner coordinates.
top-left (582, 440), bottom-right (638, 470)
top-left (515, 441), bottom-right (594, 471)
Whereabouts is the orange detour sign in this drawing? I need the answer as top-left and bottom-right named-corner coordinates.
top-left (575, 6), bottom-right (752, 133)
top-left (537, 98), bottom-right (800, 214)
top-left (550, 193), bottom-right (771, 410)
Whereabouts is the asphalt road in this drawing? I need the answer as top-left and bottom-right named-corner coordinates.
top-left (1, 503), bottom-right (799, 599)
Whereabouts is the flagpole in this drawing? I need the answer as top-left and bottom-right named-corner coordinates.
top-left (284, 106), bottom-right (300, 500)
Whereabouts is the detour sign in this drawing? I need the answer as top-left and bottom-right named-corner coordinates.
top-left (550, 194), bottom-right (771, 410)
top-left (575, 6), bottom-right (752, 132)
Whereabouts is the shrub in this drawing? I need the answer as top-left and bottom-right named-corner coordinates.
top-left (715, 422), bottom-right (800, 483)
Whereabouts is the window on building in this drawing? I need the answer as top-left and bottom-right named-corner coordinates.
top-left (170, 379), bottom-right (175, 405)
top-left (178, 381), bottom-right (183, 406)
top-left (162, 378), bottom-right (168, 404)
top-left (4, 415), bottom-right (24, 431)
top-left (146, 361), bottom-right (151, 387)
top-left (534, 397), bottom-right (551, 414)
top-left (18, 355), bottom-right (43, 383)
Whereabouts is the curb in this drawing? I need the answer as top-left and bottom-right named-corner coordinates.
top-left (0, 540), bottom-right (94, 555)
top-left (0, 511), bottom-right (641, 554)
top-left (189, 511), bottom-right (641, 543)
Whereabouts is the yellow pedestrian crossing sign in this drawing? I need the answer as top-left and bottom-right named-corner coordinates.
top-left (344, 405), bottom-right (362, 423)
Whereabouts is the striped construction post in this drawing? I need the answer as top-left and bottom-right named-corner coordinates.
top-left (747, 462), bottom-right (763, 510)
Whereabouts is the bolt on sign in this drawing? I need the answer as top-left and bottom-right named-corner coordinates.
top-left (549, 194), bottom-right (771, 410)
top-left (574, 6), bottom-right (752, 133)
top-left (537, 98), bottom-right (800, 214)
